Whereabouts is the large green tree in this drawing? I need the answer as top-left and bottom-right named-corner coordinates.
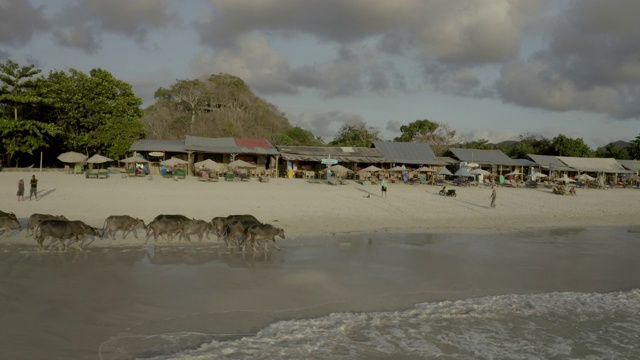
top-left (329, 122), bottom-right (381, 147)
top-left (394, 119), bottom-right (459, 155)
top-left (594, 143), bottom-right (630, 159)
top-left (499, 134), bottom-right (554, 158)
top-left (0, 60), bottom-right (60, 166)
top-left (37, 68), bottom-right (145, 158)
top-left (144, 73), bottom-right (292, 141)
top-left (272, 126), bottom-right (324, 146)
top-left (628, 134), bottom-right (640, 160)
top-left (550, 134), bottom-right (592, 157)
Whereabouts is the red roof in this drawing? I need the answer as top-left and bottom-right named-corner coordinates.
top-left (234, 138), bottom-right (273, 150)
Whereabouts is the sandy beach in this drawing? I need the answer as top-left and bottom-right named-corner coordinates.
top-left (1, 171), bottom-right (640, 359)
top-left (0, 171), bottom-right (638, 246)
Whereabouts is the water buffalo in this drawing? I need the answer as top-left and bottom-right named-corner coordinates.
top-left (145, 218), bottom-right (183, 244)
top-left (211, 214), bottom-right (261, 244)
top-left (180, 219), bottom-right (213, 242)
top-left (37, 219), bottom-right (100, 251)
top-left (102, 215), bottom-right (146, 240)
top-left (241, 224), bottom-right (285, 252)
top-left (0, 210), bottom-right (18, 222)
top-left (27, 213), bottom-right (68, 237)
top-left (153, 214), bottom-right (191, 223)
top-left (224, 218), bottom-right (262, 247)
top-left (0, 216), bottom-right (21, 236)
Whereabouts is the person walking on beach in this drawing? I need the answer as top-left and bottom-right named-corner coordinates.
top-left (489, 185), bottom-right (497, 208)
top-left (29, 175), bottom-right (38, 200)
top-left (381, 178), bottom-right (388, 198)
top-left (17, 178), bottom-right (24, 201)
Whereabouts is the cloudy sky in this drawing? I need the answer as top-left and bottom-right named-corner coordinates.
top-left (2, 0), bottom-right (639, 148)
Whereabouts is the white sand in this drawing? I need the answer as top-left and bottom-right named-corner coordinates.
top-left (1, 171), bottom-right (638, 247)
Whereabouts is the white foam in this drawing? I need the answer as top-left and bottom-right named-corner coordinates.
top-left (122, 289), bottom-right (640, 360)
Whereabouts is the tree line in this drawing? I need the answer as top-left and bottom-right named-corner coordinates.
top-left (1, 59), bottom-right (638, 167)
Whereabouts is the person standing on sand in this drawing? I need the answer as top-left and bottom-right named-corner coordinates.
top-left (17, 178), bottom-right (24, 201)
top-left (381, 178), bottom-right (388, 198)
top-left (489, 185), bottom-right (497, 208)
top-left (29, 175), bottom-right (38, 200)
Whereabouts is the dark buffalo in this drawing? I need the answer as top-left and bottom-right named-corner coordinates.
top-left (224, 218), bottom-right (262, 247)
top-left (145, 218), bottom-right (183, 244)
top-left (242, 224), bottom-right (285, 252)
top-left (153, 214), bottom-right (191, 223)
top-left (210, 217), bottom-right (227, 240)
top-left (37, 219), bottom-right (100, 251)
top-left (180, 219), bottom-right (213, 242)
top-left (0, 216), bottom-right (21, 236)
top-left (27, 213), bottom-right (68, 237)
top-left (102, 215), bottom-right (146, 240)
top-left (0, 210), bottom-right (19, 222)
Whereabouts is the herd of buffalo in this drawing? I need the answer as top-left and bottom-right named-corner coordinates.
top-left (0, 210), bottom-right (285, 252)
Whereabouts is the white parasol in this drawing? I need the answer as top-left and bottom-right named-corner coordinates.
top-left (194, 159), bottom-right (222, 170)
top-left (120, 156), bottom-right (149, 164)
top-left (358, 165), bottom-right (383, 172)
top-left (227, 159), bottom-right (256, 168)
top-left (86, 154), bottom-right (113, 164)
top-left (57, 151), bottom-right (87, 163)
top-left (160, 157), bottom-right (188, 166)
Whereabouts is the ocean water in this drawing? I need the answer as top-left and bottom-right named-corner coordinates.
top-left (104, 289), bottom-right (640, 360)
top-left (2, 226), bottom-right (640, 359)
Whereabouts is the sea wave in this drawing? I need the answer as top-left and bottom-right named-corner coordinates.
top-left (102, 289), bottom-right (640, 360)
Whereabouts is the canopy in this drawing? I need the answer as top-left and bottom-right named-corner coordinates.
top-left (358, 165), bottom-right (383, 172)
top-left (416, 166), bottom-right (436, 172)
top-left (327, 164), bottom-right (353, 173)
top-left (575, 173), bottom-right (595, 181)
top-left (436, 167), bottom-right (453, 176)
top-left (227, 159), bottom-right (256, 168)
top-left (86, 154), bottom-right (113, 164)
top-left (57, 151), bottom-right (87, 164)
top-left (557, 176), bottom-right (576, 183)
top-left (471, 169), bottom-right (491, 176)
top-left (194, 159), bottom-right (222, 170)
top-left (120, 156), bottom-right (149, 164)
top-left (530, 172), bottom-right (548, 180)
top-left (454, 167), bottom-right (475, 177)
top-left (160, 157), bottom-right (188, 166)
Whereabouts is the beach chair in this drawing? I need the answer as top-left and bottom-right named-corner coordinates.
top-left (97, 170), bottom-right (109, 179)
top-left (198, 171), bottom-right (209, 182)
top-left (239, 173), bottom-right (250, 182)
top-left (225, 172), bottom-right (236, 181)
top-left (258, 175), bottom-right (270, 182)
top-left (174, 169), bottom-right (186, 179)
top-left (85, 171), bottom-right (98, 179)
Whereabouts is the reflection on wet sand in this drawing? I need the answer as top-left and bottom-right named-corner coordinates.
top-left (144, 244), bottom-right (284, 268)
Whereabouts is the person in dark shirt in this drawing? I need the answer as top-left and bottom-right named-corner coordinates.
top-left (29, 175), bottom-right (38, 200)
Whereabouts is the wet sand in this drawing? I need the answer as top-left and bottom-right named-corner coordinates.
top-left (1, 227), bottom-right (639, 359)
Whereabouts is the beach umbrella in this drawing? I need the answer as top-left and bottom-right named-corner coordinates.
top-left (471, 169), bottom-right (491, 176)
top-left (358, 165), bottom-right (382, 172)
top-left (120, 155), bottom-right (149, 164)
top-left (86, 154), bottom-right (113, 164)
top-left (454, 167), bottom-right (475, 177)
top-left (505, 171), bottom-right (522, 176)
top-left (57, 151), bottom-right (87, 163)
top-left (575, 173), bottom-right (595, 181)
top-left (416, 166), bottom-right (436, 172)
top-left (327, 164), bottom-right (353, 173)
top-left (388, 166), bottom-right (405, 172)
top-left (160, 157), bottom-right (188, 166)
top-left (227, 159), bottom-right (256, 168)
top-left (194, 159), bottom-right (222, 170)
top-left (557, 176), bottom-right (576, 183)
top-left (531, 172), bottom-right (548, 180)
top-left (436, 167), bottom-right (453, 176)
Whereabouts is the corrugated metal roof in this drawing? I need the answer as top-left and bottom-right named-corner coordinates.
top-left (527, 154), bottom-right (575, 171)
top-left (373, 141), bottom-right (446, 165)
top-left (449, 148), bottom-right (516, 166)
top-left (184, 136), bottom-right (279, 155)
top-left (557, 156), bottom-right (632, 173)
top-left (514, 159), bottom-right (537, 166)
top-left (129, 139), bottom-right (186, 153)
top-left (616, 159), bottom-right (640, 171)
top-left (438, 156), bottom-right (459, 165)
top-left (277, 145), bottom-right (387, 163)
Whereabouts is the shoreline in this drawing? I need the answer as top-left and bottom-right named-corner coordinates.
top-left (0, 171), bottom-right (638, 248)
